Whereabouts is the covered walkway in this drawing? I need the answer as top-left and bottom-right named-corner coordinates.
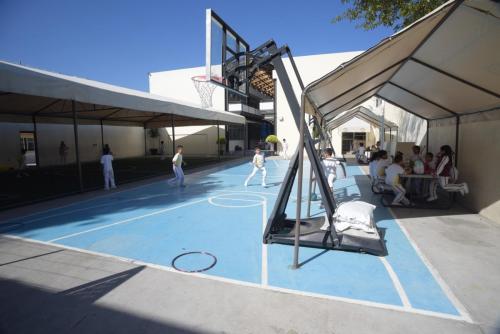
top-left (303, 0), bottom-right (500, 221)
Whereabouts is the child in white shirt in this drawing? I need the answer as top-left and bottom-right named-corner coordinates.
top-left (100, 146), bottom-right (116, 190)
top-left (169, 145), bottom-right (185, 187)
top-left (245, 147), bottom-right (267, 187)
top-left (385, 155), bottom-right (410, 206)
top-left (321, 148), bottom-right (337, 192)
top-left (368, 151), bottom-right (380, 183)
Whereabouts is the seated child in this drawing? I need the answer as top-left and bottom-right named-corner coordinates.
top-left (424, 152), bottom-right (435, 174)
top-left (376, 150), bottom-right (390, 179)
top-left (428, 145), bottom-right (469, 201)
top-left (385, 155), bottom-right (410, 206)
top-left (368, 151), bottom-right (379, 183)
top-left (410, 145), bottom-right (422, 162)
top-left (356, 143), bottom-right (367, 163)
top-left (321, 148), bottom-right (337, 192)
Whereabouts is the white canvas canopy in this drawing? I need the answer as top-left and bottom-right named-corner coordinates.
top-left (326, 106), bottom-right (398, 131)
top-left (303, 0), bottom-right (500, 123)
top-left (0, 60), bottom-right (245, 127)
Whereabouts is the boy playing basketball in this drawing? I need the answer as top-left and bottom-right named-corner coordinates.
top-left (169, 145), bottom-right (185, 187)
top-left (244, 147), bottom-right (267, 187)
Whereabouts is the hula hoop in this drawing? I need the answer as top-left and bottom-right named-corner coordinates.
top-left (171, 251), bottom-right (217, 273)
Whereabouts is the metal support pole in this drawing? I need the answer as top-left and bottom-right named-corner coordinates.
top-left (293, 97), bottom-right (306, 269)
top-left (72, 100), bottom-right (83, 192)
top-left (171, 114), bottom-right (176, 156)
top-left (100, 120), bottom-right (105, 153)
top-left (32, 115), bottom-right (40, 167)
top-left (144, 126), bottom-right (147, 157)
top-left (244, 121), bottom-right (248, 156)
top-left (217, 120), bottom-right (220, 161)
top-left (306, 160), bottom-right (313, 218)
top-left (455, 116), bottom-right (460, 167)
top-left (426, 120), bottom-right (430, 153)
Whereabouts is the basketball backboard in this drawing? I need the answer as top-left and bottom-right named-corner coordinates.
top-left (206, 9), bottom-right (249, 97)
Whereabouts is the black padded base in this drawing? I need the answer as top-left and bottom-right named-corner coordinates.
top-left (265, 217), bottom-right (387, 256)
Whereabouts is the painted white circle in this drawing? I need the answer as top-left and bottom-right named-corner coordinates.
top-left (208, 193), bottom-right (266, 208)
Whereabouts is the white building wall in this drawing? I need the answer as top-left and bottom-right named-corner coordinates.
top-left (0, 121), bottom-right (145, 168)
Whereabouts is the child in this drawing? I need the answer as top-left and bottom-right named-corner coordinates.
top-left (169, 145), bottom-right (185, 187)
top-left (410, 145), bottom-right (422, 162)
top-left (368, 151), bottom-right (380, 183)
top-left (245, 147), bottom-right (267, 187)
top-left (385, 155), bottom-right (410, 206)
top-left (322, 148), bottom-right (337, 192)
top-left (424, 152), bottom-right (435, 174)
top-left (428, 145), bottom-right (469, 201)
top-left (376, 150), bottom-right (390, 178)
top-left (356, 143), bottom-right (367, 163)
top-left (100, 146), bottom-right (116, 190)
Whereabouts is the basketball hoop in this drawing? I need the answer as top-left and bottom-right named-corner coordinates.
top-left (191, 75), bottom-right (221, 109)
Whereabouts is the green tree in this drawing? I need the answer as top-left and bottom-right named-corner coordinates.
top-left (333, 0), bottom-right (448, 31)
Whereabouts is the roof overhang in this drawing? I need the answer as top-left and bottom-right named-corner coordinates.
top-left (0, 61), bottom-right (246, 127)
top-left (304, 0), bottom-right (500, 122)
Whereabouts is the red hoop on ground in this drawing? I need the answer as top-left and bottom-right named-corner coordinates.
top-left (191, 75), bottom-right (222, 109)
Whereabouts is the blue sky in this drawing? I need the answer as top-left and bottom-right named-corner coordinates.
top-left (0, 0), bottom-right (393, 91)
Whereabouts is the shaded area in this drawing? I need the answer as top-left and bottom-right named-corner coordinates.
top-left (0, 266), bottom-right (205, 334)
top-left (0, 155), bottom-right (239, 210)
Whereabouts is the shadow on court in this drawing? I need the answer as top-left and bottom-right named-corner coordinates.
top-left (0, 156), bottom-right (240, 211)
top-left (0, 174), bottom-right (230, 239)
top-left (0, 266), bottom-right (205, 334)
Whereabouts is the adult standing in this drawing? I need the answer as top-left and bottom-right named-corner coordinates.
top-left (282, 138), bottom-right (289, 160)
top-left (59, 141), bottom-right (69, 164)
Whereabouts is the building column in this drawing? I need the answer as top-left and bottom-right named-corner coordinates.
top-left (100, 119), bottom-right (105, 153)
top-left (217, 120), bottom-right (220, 161)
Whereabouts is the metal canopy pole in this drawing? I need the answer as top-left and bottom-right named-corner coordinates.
top-left (426, 120), bottom-right (430, 153)
top-left (293, 94), bottom-right (306, 269)
top-left (32, 115), bottom-right (40, 167)
top-left (100, 120), bottom-right (105, 153)
top-left (455, 116), bottom-right (460, 167)
top-left (217, 120), bottom-right (220, 161)
top-left (171, 114), bottom-right (176, 156)
top-left (72, 100), bottom-right (83, 192)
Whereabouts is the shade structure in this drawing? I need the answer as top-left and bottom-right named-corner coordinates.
top-left (326, 106), bottom-right (398, 131)
top-left (0, 61), bottom-right (245, 127)
top-left (303, 0), bottom-right (500, 122)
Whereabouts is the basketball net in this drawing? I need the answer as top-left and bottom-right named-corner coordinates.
top-left (191, 75), bottom-right (218, 109)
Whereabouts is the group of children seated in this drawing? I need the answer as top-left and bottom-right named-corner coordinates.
top-left (369, 144), bottom-right (469, 206)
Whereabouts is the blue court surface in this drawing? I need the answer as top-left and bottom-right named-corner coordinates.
top-left (1, 159), bottom-right (467, 321)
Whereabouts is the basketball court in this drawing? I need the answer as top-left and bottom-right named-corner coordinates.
top-left (0, 158), bottom-right (471, 322)
top-left (2, 3), bottom-right (500, 333)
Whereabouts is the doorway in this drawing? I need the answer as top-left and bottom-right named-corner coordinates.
top-left (19, 131), bottom-right (37, 167)
top-left (341, 132), bottom-right (366, 154)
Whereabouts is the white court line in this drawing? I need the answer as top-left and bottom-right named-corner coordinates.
top-left (47, 198), bottom-right (207, 243)
top-left (2, 179), bottom-right (162, 223)
top-left (212, 173), bottom-right (283, 178)
top-left (356, 166), bottom-right (473, 322)
top-left (17, 194), bottom-right (170, 226)
top-left (272, 160), bottom-right (279, 168)
top-left (3, 234), bottom-right (472, 323)
top-left (387, 208), bottom-right (473, 323)
top-left (213, 190), bottom-right (279, 197)
top-left (379, 257), bottom-right (411, 308)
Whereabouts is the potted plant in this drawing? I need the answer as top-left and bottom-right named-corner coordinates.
top-left (148, 128), bottom-right (160, 155)
top-left (216, 137), bottom-right (226, 156)
top-left (265, 135), bottom-right (279, 153)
